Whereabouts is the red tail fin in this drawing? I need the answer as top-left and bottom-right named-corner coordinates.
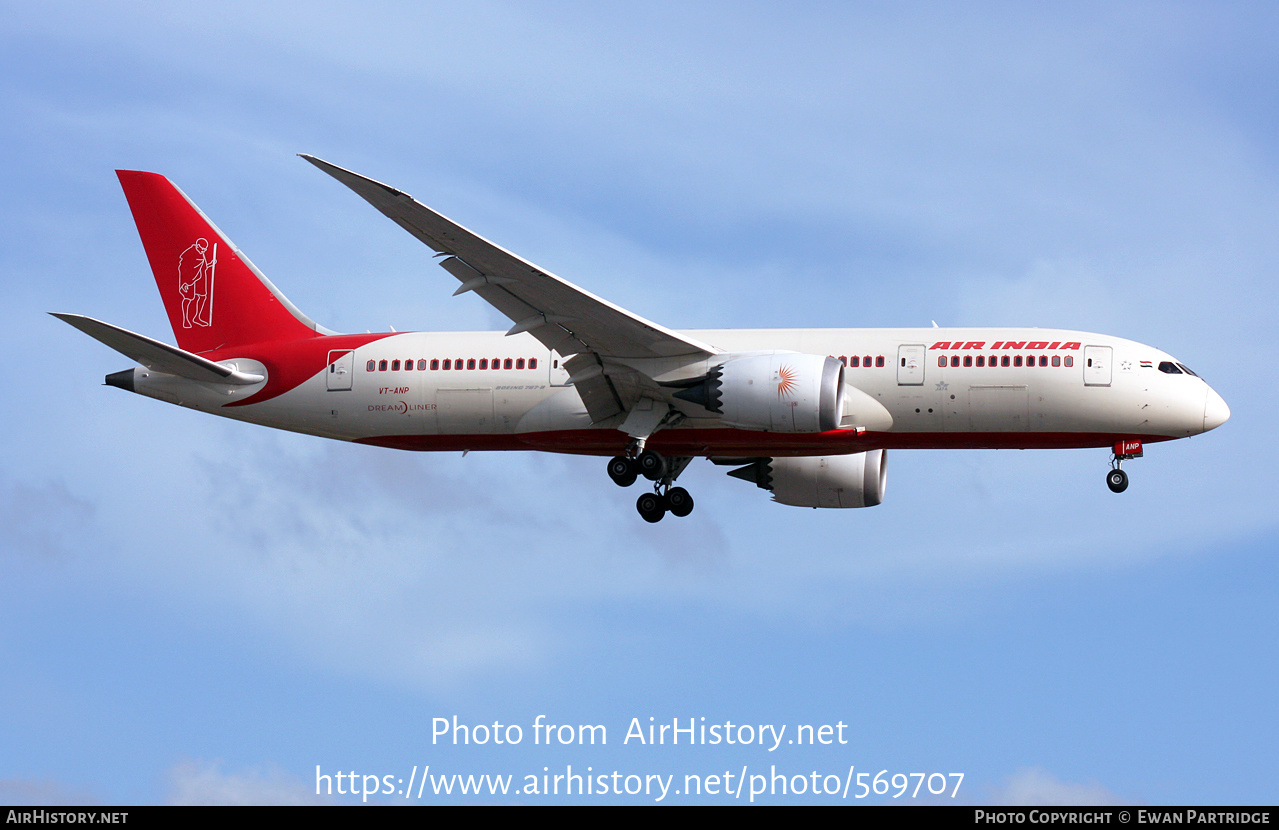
top-left (117, 170), bottom-right (321, 353)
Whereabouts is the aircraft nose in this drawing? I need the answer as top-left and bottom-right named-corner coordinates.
top-left (1203, 386), bottom-right (1230, 432)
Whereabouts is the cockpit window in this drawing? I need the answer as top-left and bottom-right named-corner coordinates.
top-left (1158, 361), bottom-right (1183, 374)
top-left (1176, 363), bottom-right (1199, 377)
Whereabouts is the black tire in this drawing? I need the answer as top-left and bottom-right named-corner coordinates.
top-left (636, 492), bottom-right (666, 523)
top-left (607, 455), bottom-right (638, 487)
top-left (637, 449), bottom-right (666, 481)
top-left (1106, 468), bottom-right (1129, 493)
top-left (666, 486), bottom-right (694, 517)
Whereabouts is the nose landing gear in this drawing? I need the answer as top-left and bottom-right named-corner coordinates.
top-left (1106, 439), bottom-right (1143, 494)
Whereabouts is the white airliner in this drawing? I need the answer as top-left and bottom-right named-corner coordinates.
top-left (56, 157), bottom-right (1229, 522)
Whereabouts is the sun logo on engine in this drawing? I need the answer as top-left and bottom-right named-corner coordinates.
top-left (777, 364), bottom-right (798, 399)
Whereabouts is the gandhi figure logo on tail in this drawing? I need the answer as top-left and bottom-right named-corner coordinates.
top-left (178, 238), bottom-right (216, 328)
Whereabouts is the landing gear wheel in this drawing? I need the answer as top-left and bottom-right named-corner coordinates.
top-left (637, 449), bottom-right (666, 481)
top-left (636, 492), bottom-right (667, 523)
top-left (607, 455), bottom-right (638, 487)
top-left (666, 486), bottom-right (694, 517)
top-left (1106, 468), bottom-right (1129, 493)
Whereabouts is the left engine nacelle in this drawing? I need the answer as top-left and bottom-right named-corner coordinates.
top-left (727, 451), bottom-right (888, 508)
top-left (674, 352), bottom-right (845, 433)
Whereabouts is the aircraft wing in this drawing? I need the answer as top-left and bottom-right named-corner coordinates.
top-left (300, 155), bottom-right (720, 364)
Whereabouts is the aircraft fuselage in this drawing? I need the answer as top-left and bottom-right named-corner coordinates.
top-left (119, 326), bottom-right (1225, 458)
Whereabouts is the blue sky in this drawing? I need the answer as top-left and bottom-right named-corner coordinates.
top-left (2, 1), bottom-right (1275, 805)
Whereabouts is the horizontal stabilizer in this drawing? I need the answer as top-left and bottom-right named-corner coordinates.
top-left (51, 313), bottom-right (264, 385)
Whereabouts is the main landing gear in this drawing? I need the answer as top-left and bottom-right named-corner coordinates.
top-left (607, 447), bottom-right (694, 523)
top-left (1106, 439), bottom-right (1143, 494)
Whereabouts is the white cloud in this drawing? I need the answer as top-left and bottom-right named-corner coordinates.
top-left (988, 767), bottom-right (1126, 807)
top-left (0, 778), bottom-right (98, 807)
top-left (166, 759), bottom-right (324, 806)
top-left (0, 481), bottom-right (95, 562)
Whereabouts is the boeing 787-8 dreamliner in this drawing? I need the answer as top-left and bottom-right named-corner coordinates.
top-left (55, 157), bottom-right (1229, 522)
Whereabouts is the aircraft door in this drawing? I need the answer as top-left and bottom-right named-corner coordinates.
top-left (548, 351), bottom-right (572, 387)
top-left (326, 350), bottom-right (354, 391)
top-left (437, 388), bottom-right (496, 434)
top-left (968, 385), bottom-right (1029, 431)
top-left (897, 344), bottom-right (926, 385)
top-left (1083, 346), bottom-right (1112, 387)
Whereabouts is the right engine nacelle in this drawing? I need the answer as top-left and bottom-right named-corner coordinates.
top-left (727, 451), bottom-right (888, 508)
